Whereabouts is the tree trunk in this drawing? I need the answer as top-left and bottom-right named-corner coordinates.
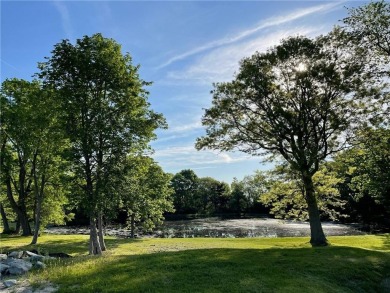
top-left (97, 212), bottom-right (106, 251)
top-left (0, 203), bottom-right (11, 233)
top-left (19, 211), bottom-right (32, 236)
top-left (31, 194), bottom-right (43, 244)
top-left (31, 167), bottom-right (45, 245)
top-left (15, 218), bottom-right (21, 234)
top-left (130, 213), bottom-right (135, 238)
top-left (5, 178), bottom-right (31, 235)
top-left (89, 217), bottom-right (102, 255)
top-left (302, 172), bottom-right (328, 246)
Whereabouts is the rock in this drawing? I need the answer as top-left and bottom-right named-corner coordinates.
top-left (3, 279), bottom-right (18, 288)
top-left (8, 251), bottom-right (23, 259)
top-left (25, 251), bottom-right (45, 261)
top-left (0, 253), bottom-right (7, 260)
top-left (0, 263), bottom-right (10, 273)
top-left (5, 258), bottom-right (33, 275)
top-left (34, 261), bottom-right (46, 269)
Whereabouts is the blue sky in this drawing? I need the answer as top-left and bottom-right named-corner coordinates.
top-left (1, 0), bottom-right (366, 183)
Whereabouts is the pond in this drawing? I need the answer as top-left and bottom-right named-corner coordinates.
top-left (45, 217), bottom-right (364, 238)
top-left (154, 217), bottom-right (364, 238)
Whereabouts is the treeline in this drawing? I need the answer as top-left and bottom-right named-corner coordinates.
top-left (168, 128), bottom-right (390, 231)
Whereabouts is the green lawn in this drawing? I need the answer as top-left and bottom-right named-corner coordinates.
top-left (1, 234), bottom-right (390, 292)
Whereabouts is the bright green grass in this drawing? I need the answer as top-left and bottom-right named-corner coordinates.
top-left (1, 234), bottom-right (390, 292)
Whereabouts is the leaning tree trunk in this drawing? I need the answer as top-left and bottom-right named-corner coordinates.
top-left (0, 203), bottom-right (11, 234)
top-left (97, 212), bottom-right (106, 251)
top-left (302, 173), bottom-right (328, 246)
top-left (89, 216), bottom-right (102, 255)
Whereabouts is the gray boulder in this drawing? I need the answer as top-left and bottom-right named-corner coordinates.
top-left (5, 258), bottom-right (33, 275)
top-left (33, 261), bottom-right (46, 269)
top-left (0, 253), bottom-right (7, 260)
top-left (25, 251), bottom-right (45, 261)
top-left (3, 279), bottom-right (18, 288)
top-left (0, 263), bottom-right (10, 273)
top-left (8, 251), bottom-right (23, 259)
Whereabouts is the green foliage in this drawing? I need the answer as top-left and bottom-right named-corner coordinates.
top-left (170, 169), bottom-right (199, 214)
top-left (341, 0), bottom-right (390, 126)
top-left (259, 166), bottom-right (346, 221)
top-left (197, 177), bottom-right (231, 214)
top-left (170, 170), bottom-right (232, 215)
top-left (343, 0), bottom-right (390, 61)
top-left (230, 172), bottom-right (270, 214)
top-left (330, 127), bottom-right (390, 227)
top-left (1, 79), bottom-right (70, 237)
top-left (121, 156), bottom-right (174, 233)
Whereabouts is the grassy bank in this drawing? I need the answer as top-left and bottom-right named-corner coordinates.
top-left (1, 234), bottom-right (390, 292)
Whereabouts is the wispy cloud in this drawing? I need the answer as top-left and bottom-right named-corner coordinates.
top-left (157, 1), bottom-right (342, 69)
top-left (169, 121), bottom-right (202, 133)
top-left (1, 59), bottom-right (19, 71)
top-left (166, 26), bottom-right (324, 85)
top-left (152, 145), bottom-right (259, 169)
top-left (53, 1), bottom-right (74, 40)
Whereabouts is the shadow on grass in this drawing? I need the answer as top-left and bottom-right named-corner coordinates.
top-left (0, 234), bottom-right (143, 256)
top-left (34, 246), bottom-right (390, 293)
top-left (380, 234), bottom-right (390, 251)
top-left (0, 234), bottom-right (89, 256)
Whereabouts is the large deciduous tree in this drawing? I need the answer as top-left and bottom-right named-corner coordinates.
top-left (196, 36), bottom-right (370, 246)
top-left (1, 79), bottom-right (70, 239)
top-left (38, 34), bottom-right (166, 254)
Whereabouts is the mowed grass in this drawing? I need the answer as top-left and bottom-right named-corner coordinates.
top-left (1, 234), bottom-right (390, 292)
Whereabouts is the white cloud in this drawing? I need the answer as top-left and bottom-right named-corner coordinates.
top-left (169, 121), bottom-right (203, 133)
top-left (157, 1), bottom-right (342, 69)
top-left (152, 145), bottom-right (259, 170)
top-left (53, 1), bottom-right (74, 40)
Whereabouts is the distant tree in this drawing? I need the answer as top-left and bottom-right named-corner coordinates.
top-left (229, 178), bottom-right (247, 214)
top-left (197, 177), bottom-right (230, 214)
top-left (38, 34), bottom-right (166, 254)
top-left (230, 172), bottom-right (276, 216)
top-left (196, 36), bottom-right (371, 246)
top-left (121, 156), bottom-right (174, 238)
top-left (171, 170), bottom-right (199, 214)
